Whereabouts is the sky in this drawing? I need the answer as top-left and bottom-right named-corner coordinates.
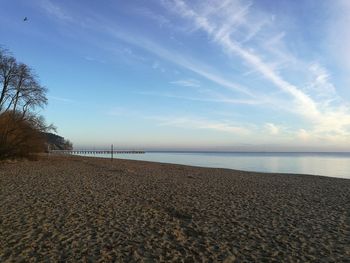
top-left (1, 0), bottom-right (350, 151)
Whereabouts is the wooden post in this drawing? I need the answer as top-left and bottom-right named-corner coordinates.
top-left (111, 144), bottom-right (113, 161)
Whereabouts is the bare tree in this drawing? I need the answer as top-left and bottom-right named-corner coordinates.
top-left (0, 48), bottom-right (18, 112)
top-left (0, 49), bottom-right (48, 118)
top-left (0, 48), bottom-right (55, 159)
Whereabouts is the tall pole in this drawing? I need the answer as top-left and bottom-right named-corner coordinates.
top-left (111, 144), bottom-right (113, 161)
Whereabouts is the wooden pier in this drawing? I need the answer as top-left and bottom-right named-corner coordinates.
top-left (51, 150), bottom-right (145, 155)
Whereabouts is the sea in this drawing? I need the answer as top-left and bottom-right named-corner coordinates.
top-left (78, 151), bottom-right (350, 179)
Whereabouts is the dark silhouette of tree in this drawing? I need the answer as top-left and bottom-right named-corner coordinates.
top-left (44, 132), bottom-right (73, 150)
top-left (0, 48), bottom-right (61, 159)
top-left (0, 49), bottom-right (47, 115)
top-left (0, 48), bottom-right (17, 112)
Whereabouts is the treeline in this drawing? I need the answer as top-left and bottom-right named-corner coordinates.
top-left (44, 132), bottom-right (72, 151)
top-left (0, 48), bottom-right (71, 159)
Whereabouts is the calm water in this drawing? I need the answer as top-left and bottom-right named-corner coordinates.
top-left (78, 152), bottom-right (350, 179)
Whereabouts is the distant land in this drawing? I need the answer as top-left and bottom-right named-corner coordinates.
top-left (43, 132), bottom-right (72, 151)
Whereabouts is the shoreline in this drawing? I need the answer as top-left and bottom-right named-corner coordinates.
top-left (1, 156), bottom-right (349, 261)
top-left (74, 153), bottom-right (350, 180)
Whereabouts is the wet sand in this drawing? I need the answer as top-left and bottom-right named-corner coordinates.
top-left (1, 156), bottom-right (349, 262)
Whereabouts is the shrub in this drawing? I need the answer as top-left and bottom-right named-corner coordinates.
top-left (0, 112), bottom-right (47, 159)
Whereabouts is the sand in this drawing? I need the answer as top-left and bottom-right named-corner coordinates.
top-left (0, 156), bottom-right (349, 262)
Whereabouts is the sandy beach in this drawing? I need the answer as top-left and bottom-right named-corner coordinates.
top-left (0, 156), bottom-right (349, 262)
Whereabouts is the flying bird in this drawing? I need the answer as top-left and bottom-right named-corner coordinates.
top-left (23, 17), bottom-right (28, 22)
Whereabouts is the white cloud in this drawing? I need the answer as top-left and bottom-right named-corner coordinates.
top-left (306, 63), bottom-right (338, 104)
top-left (242, 18), bottom-right (269, 43)
top-left (297, 129), bottom-right (311, 141)
top-left (36, 0), bottom-right (350, 146)
top-left (265, 123), bottom-right (280, 135)
top-left (136, 91), bottom-right (261, 105)
top-left (171, 79), bottom-right (200, 87)
top-left (36, 0), bottom-right (267, 108)
top-left (104, 26), bottom-right (263, 99)
top-left (152, 116), bottom-right (252, 135)
top-left (165, 0), bottom-right (350, 144)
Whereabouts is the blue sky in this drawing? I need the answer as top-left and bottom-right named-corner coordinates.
top-left (1, 0), bottom-right (350, 151)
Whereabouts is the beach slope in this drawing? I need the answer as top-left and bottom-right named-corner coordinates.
top-left (1, 156), bottom-right (349, 262)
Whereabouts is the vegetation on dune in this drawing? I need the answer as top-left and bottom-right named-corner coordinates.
top-left (44, 132), bottom-right (72, 151)
top-left (0, 47), bottom-right (71, 159)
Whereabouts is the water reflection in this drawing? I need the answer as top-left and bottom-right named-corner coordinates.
top-left (79, 152), bottom-right (350, 179)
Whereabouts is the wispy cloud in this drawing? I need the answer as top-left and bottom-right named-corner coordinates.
top-left (36, 0), bottom-right (350, 146)
top-left (132, 7), bottom-right (171, 28)
top-left (151, 115), bottom-right (252, 135)
top-left (306, 62), bottom-right (337, 104)
top-left (264, 123), bottom-right (280, 135)
top-left (84, 56), bottom-right (106, 64)
top-left (152, 60), bottom-right (166, 72)
top-left (171, 79), bottom-right (200, 87)
top-left (164, 0), bottom-right (350, 143)
top-left (166, 0), bottom-right (318, 114)
top-left (36, 1), bottom-right (265, 104)
top-left (100, 24), bottom-right (262, 99)
top-left (136, 91), bottom-right (261, 105)
top-left (48, 95), bottom-right (75, 104)
top-left (39, 0), bottom-right (73, 22)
